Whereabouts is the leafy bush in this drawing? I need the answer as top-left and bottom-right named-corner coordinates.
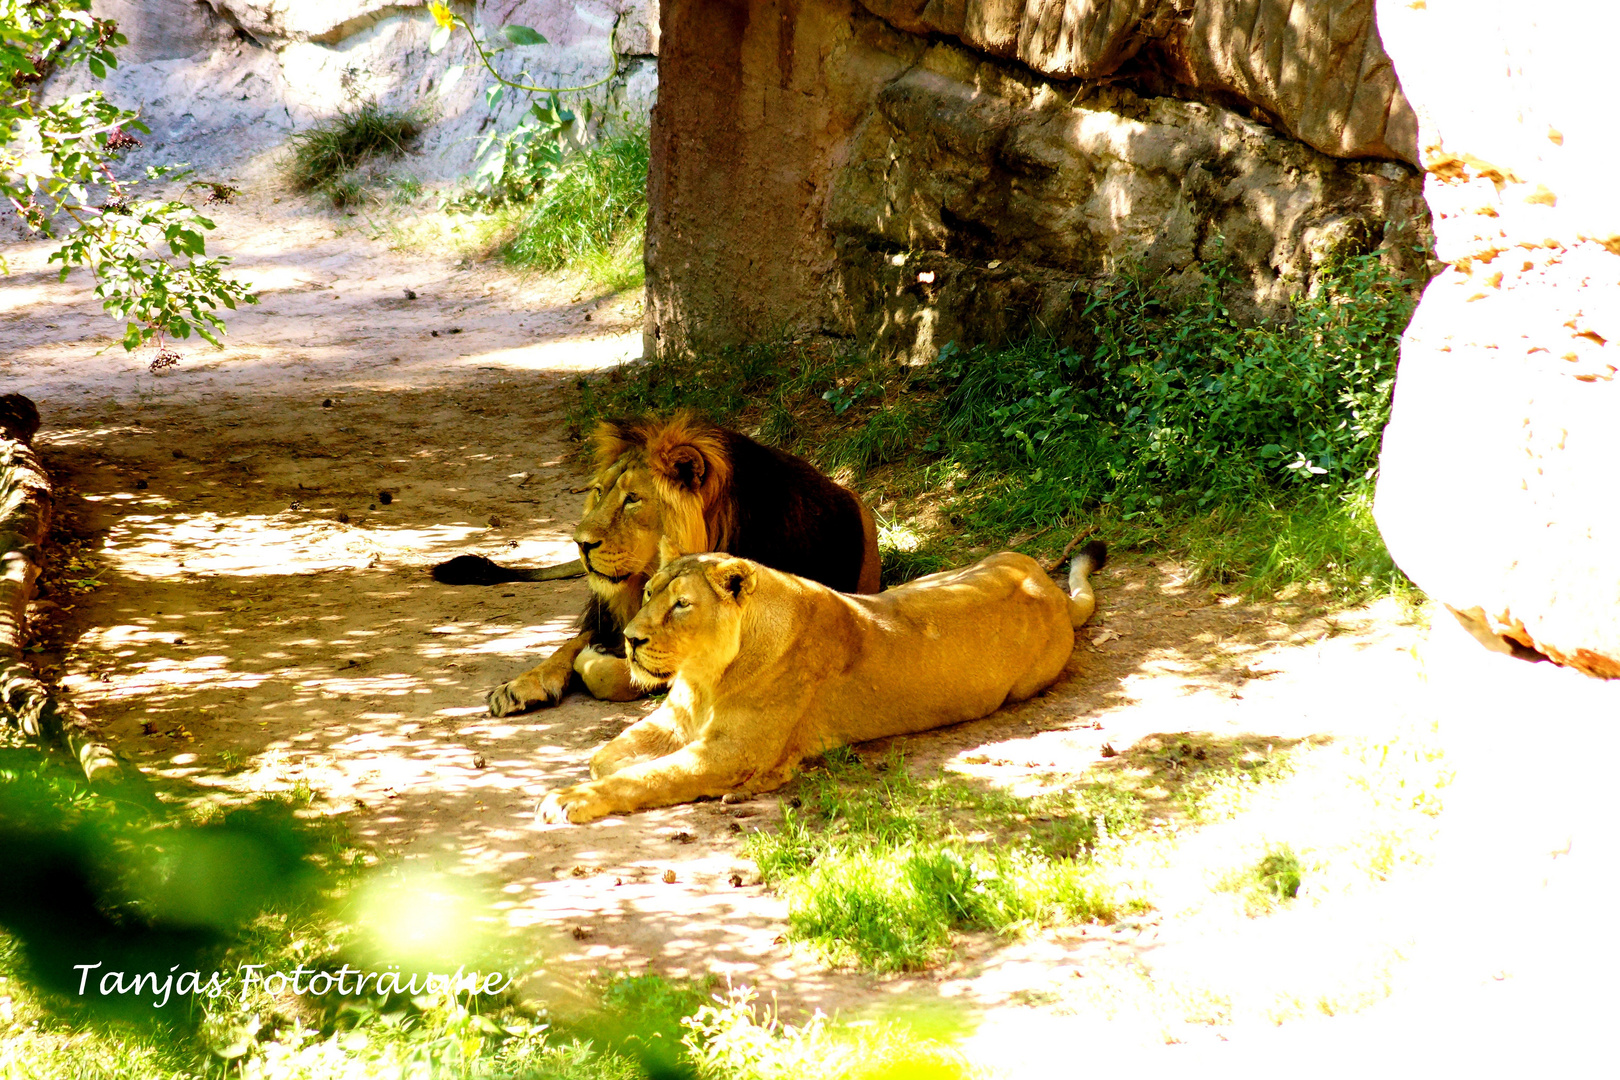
top-left (0, 0), bottom-right (254, 351)
top-left (933, 253), bottom-right (1414, 523)
top-left (570, 251), bottom-right (1418, 599)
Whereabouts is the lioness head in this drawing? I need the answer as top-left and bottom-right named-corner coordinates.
top-left (621, 554), bottom-right (757, 688)
top-left (573, 414), bottom-right (735, 616)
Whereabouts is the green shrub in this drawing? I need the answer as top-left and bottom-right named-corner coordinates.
top-left (572, 251), bottom-right (1418, 600)
top-left (503, 129), bottom-right (649, 277)
top-left (932, 254), bottom-right (1413, 521)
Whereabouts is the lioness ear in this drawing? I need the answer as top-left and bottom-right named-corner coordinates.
top-left (706, 558), bottom-right (756, 603)
top-left (653, 443), bottom-right (707, 491)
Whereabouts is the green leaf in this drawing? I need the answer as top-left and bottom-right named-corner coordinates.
top-left (500, 24), bottom-right (547, 46)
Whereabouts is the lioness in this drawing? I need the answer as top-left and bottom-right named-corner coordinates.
top-left (538, 541), bottom-right (1107, 823)
top-left (483, 412), bottom-right (881, 716)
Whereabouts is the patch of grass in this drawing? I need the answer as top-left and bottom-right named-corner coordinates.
top-left (1216, 844), bottom-right (1306, 915)
top-left (683, 983), bottom-right (976, 1080)
top-left (747, 752), bottom-right (1139, 972)
top-left (746, 737), bottom-right (1315, 972)
top-left (569, 251), bottom-right (1420, 601)
top-left (503, 129), bottom-right (649, 286)
top-left (286, 103), bottom-right (422, 208)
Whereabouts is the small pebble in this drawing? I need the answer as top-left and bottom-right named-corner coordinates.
top-left (172, 449), bottom-right (186, 459)
top-left (472, 753), bottom-right (486, 769)
top-left (135, 479), bottom-right (148, 490)
top-left (377, 491), bottom-right (393, 505)
top-left (337, 511), bottom-right (350, 524)
top-left (661, 869), bottom-right (677, 884)
top-left (322, 398), bottom-right (333, 407)
top-left (487, 514), bottom-right (503, 528)
top-left (403, 288), bottom-right (416, 300)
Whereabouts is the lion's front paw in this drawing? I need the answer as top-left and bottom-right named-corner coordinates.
top-left (538, 785), bottom-right (611, 824)
top-left (486, 667), bottom-right (568, 717)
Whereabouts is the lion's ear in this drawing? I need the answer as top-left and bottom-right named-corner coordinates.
top-left (590, 418), bottom-right (637, 471)
top-left (652, 443), bottom-right (707, 491)
top-left (705, 558), bottom-right (756, 603)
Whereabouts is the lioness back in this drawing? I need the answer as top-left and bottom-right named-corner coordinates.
top-left (814, 552), bottom-right (1076, 743)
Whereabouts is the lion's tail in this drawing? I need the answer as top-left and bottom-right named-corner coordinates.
top-left (1066, 539), bottom-right (1108, 628)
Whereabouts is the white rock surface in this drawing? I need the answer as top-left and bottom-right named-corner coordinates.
top-left (53, 0), bottom-right (658, 181)
top-left (1373, 0), bottom-right (1620, 676)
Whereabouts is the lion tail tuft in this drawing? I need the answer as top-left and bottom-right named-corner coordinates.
top-left (1066, 539), bottom-right (1108, 628)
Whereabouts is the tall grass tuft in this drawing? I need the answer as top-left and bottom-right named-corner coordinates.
top-left (286, 103), bottom-right (422, 207)
top-left (503, 129), bottom-right (649, 285)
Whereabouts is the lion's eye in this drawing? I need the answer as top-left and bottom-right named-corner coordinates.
top-left (672, 598), bottom-right (690, 611)
top-left (623, 493), bottom-right (641, 506)
top-left (643, 586), bottom-right (652, 601)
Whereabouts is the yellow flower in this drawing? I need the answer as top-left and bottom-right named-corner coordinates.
top-left (428, 2), bottom-right (456, 30)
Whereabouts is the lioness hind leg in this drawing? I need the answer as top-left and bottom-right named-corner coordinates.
top-left (487, 632), bottom-right (591, 716)
top-left (574, 645), bottom-right (651, 702)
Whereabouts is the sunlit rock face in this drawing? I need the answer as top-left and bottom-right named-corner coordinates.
top-left (70, 1), bottom-right (658, 179)
top-left (647, 0), bottom-right (1429, 362)
top-left (1371, 1), bottom-right (1620, 676)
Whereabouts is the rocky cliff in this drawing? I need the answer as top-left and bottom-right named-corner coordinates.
top-left (56, 1), bottom-right (657, 180)
top-left (647, 0), bottom-right (1430, 361)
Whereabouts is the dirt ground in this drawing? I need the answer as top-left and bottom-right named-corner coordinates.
top-left (5, 165), bottom-right (1618, 1071)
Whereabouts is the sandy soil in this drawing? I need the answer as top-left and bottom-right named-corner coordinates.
top-left (6, 166), bottom-right (1618, 1072)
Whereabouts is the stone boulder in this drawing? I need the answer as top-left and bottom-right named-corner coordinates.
top-left (1372, 1), bottom-right (1620, 677)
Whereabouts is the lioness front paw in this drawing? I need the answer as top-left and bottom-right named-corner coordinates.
top-left (538, 785), bottom-right (611, 824)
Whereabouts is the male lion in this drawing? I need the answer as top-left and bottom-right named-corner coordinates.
top-left (485, 412), bottom-right (881, 716)
top-left (538, 541), bottom-right (1107, 823)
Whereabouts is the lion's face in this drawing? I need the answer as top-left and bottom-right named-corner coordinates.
top-left (573, 454), bottom-right (684, 593)
top-left (621, 555), bottom-right (756, 688)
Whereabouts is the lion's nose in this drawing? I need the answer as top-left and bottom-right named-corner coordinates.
top-left (623, 633), bottom-right (648, 652)
top-left (577, 539), bottom-right (601, 556)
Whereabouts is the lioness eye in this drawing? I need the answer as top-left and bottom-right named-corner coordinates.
top-left (672, 598), bottom-right (690, 610)
top-left (624, 493), bottom-right (641, 506)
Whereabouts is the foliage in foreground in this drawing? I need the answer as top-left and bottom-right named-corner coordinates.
top-left (0, 747), bottom-right (973, 1079)
top-left (0, 0), bottom-right (255, 351)
top-left (572, 252), bottom-right (1417, 601)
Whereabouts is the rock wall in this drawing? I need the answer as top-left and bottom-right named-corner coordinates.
top-left (50, 1), bottom-right (659, 180)
top-left (1372, 1), bottom-right (1620, 677)
top-left (647, 0), bottom-right (1429, 362)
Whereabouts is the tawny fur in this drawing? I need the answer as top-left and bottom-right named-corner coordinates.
top-left (539, 545), bottom-right (1106, 823)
